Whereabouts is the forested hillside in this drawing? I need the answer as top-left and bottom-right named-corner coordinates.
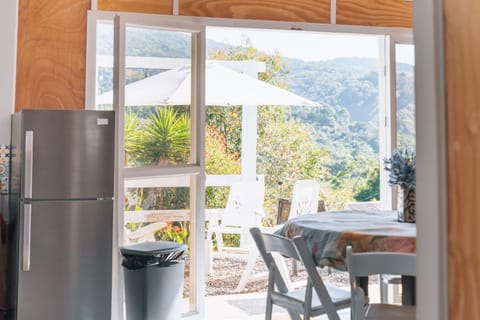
top-left (97, 26), bottom-right (415, 206)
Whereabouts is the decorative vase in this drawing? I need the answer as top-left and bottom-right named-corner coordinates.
top-left (397, 187), bottom-right (416, 223)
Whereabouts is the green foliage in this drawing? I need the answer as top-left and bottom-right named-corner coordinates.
top-left (205, 125), bottom-right (240, 175)
top-left (206, 105), bottom-right (242, 154)
top-left (124, 112), bottom-right (141, 164)
top-left (353, 166), bottom-right (380, 202)
top-left (156, 221), bottom-right (190, 244)
top-left (133, 107), bottom-right (190, 166)
top-left (257, 106), bottom-right (333, 224)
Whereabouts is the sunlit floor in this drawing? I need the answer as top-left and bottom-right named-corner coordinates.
top-left (204, 284), bottom-right (391, 320)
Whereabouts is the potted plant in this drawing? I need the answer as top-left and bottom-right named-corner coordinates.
top-left (383, 149), bottom-right (416, 222)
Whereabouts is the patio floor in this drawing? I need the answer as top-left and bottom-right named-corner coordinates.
top-left (204, 284), bottom-right (385, 320)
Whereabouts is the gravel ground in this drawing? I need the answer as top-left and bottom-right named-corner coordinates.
top-left (184, 255), bottom-right (353, 297)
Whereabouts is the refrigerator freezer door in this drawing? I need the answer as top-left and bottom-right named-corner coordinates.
top-left (17, 200), bottom-right (113, 320)
top-left (21, 110), bottom-right (114, 200)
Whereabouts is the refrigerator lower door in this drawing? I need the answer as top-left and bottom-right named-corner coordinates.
top-left (16, 200), bottom-right (112, 320)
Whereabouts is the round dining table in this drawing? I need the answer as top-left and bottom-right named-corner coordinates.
top-left (275, 209), bottom-right (416, 305)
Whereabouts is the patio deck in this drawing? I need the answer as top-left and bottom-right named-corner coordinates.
top-left (203, 284), bottom-right (386, 320)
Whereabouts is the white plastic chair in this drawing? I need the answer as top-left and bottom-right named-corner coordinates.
top-left (206, 181), bottom-right (265, 254)
top-left (125, 222), bottom-right (167, 244)
top-left (284, 179), bottom-right (320, 276)
top-left (346, 246), bottom-right (416, 320)
top-left (288, 179), bottom-right (320, 220)
top-left (250, 227), bottom-right (351, 320)
top-left (234, 179), bottom-right (321, 292)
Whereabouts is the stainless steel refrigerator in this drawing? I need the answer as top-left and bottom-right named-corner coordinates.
top-left (5, 109), bottom-right (115, 320)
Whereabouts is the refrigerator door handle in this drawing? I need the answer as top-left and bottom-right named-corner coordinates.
top-left (25, 130), bottom-right (34, 198)
top-left (23, 203), bottom-right (32, 271)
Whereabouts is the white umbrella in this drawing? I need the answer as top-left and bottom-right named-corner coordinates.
top-left (97, 62), bottom-right (319, 107)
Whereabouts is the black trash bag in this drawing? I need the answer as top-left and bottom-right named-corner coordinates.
top-left (121, 241), bottom-right (187, 270)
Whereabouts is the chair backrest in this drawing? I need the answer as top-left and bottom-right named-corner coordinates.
top-left (288, 180), bottom-right (320, 220)
top-left (346, 246), bottom-right (416, 320)
top-left (293, 236), bottom-right (342, 320)
top-left (221, 181), bottom-right (265, 228)
top-left (346, 246), bottom-right (416, 279)
top-left (250, 227), bottom-right (299, 293)
top-left (250, 227), bottom-right (342, 320)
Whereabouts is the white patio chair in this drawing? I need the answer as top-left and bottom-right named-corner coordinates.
top-left (346, 246), bottom-right (416, 320)
top-left (125, 222), bottom-right (167, 244)
top-left (288, 179), bottom-right (321, 220)
top-left (234, 179), bottom-right (321, 292)
top-left (250, 227), bottom-right (351, 320)
top-left (280, 179), bottom-right (320, 276)
top-left (205, 180), bottom-right (265, 278)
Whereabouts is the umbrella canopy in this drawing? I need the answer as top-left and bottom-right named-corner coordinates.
top-left (97, 62), bottom-right (319, 107)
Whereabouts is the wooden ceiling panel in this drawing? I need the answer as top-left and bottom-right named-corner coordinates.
top-left (179, 0), bottom-right (330, 23)
top-left (336, 0), bottom-right (412, 28)
top-left (15, 0), bottom-right (90, 110)
top-left (98, 0), bottom-right (173, 14)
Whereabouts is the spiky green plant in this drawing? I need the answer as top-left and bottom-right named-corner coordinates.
top-left (124, 112), bottom-right (142, 166)
top-left (141, 107), bottom-right (191, 166)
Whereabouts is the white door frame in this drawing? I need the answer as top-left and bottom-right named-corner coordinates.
top-left (86, 10), bottom-right (448, 319)
top-left (87, 11), bottom-right (206, 319)
top-left (413, 0), bottom-right (448, 319)
top-left (0, 0), bottom-right (18, 145)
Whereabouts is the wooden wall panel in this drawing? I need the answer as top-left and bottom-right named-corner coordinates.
top-left (15, 0), bottom-right (90, 111)
top-left (445, 0), bottom-right (480, 318)
top-left (98, 0), bottom-right (172, 15)
top-left (336, 0), bottom-right (412, 28)
top-left (179, 0), bottom-right (330, 24)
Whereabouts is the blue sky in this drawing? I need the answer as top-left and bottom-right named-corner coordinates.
top-left (207, 27), bottom-right (414, 65)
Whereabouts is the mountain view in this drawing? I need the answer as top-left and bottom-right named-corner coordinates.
top-left (97, 25), bottom-right (415, 209)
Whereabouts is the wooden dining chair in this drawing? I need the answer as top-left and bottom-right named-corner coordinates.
top-left (346, 246), bottom-right (416, 320)
top-left (250, 227), bottom-right (351, 320)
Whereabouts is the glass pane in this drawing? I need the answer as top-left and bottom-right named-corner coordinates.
top-left (124, 183), bottom-right (192, 314)
top-left (123, 27), bottom-right (193, 167)
top-left (206, 27), bottom-right (381, 216)
top-left (95, 24), bottom-right (194, 167)
top-left (205, 106), bottom-right (242, 175)
top-left (204, 27), bottom-right (382, 314)
top-left (96, 22), bottom-right (114, 110)
top-left (396, 44), bottom-right (416, 151)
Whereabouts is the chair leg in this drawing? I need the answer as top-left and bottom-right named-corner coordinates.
top-left (215, 230), bottom-right (223, 253)
top-left (265, 295), bottom-right (273, 320)
top-left (380, 275), bottom-right (389, 304)
top-left (287, 310), bottom-right (301, 320)
top-left (234, 247), bottom-right (258, 292)
top-left (205, 238), bottom-right (213, 275)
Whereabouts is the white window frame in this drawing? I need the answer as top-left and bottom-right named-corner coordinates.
top-left (378, 33), bottom-right (415, 210)
top-left (85, 11), bottom-right (443, 320)
top-left (86, 11), bottom-right (206, 319)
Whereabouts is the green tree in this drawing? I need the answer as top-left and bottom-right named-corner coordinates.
top-left (208, 41), bottom-right (336, 224)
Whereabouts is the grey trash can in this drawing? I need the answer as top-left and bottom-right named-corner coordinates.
top-left (121, 241), bottom-right (187, 320)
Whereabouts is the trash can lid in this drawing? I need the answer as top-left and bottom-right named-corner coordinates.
top-left (120, 241), bottom-right (187, 256)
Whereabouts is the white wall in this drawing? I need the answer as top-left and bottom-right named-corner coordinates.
top-left (0, 0), bottom-right (18, 145)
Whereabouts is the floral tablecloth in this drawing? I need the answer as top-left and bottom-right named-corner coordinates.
top-left (275, 210), bottom-right (416, 271)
